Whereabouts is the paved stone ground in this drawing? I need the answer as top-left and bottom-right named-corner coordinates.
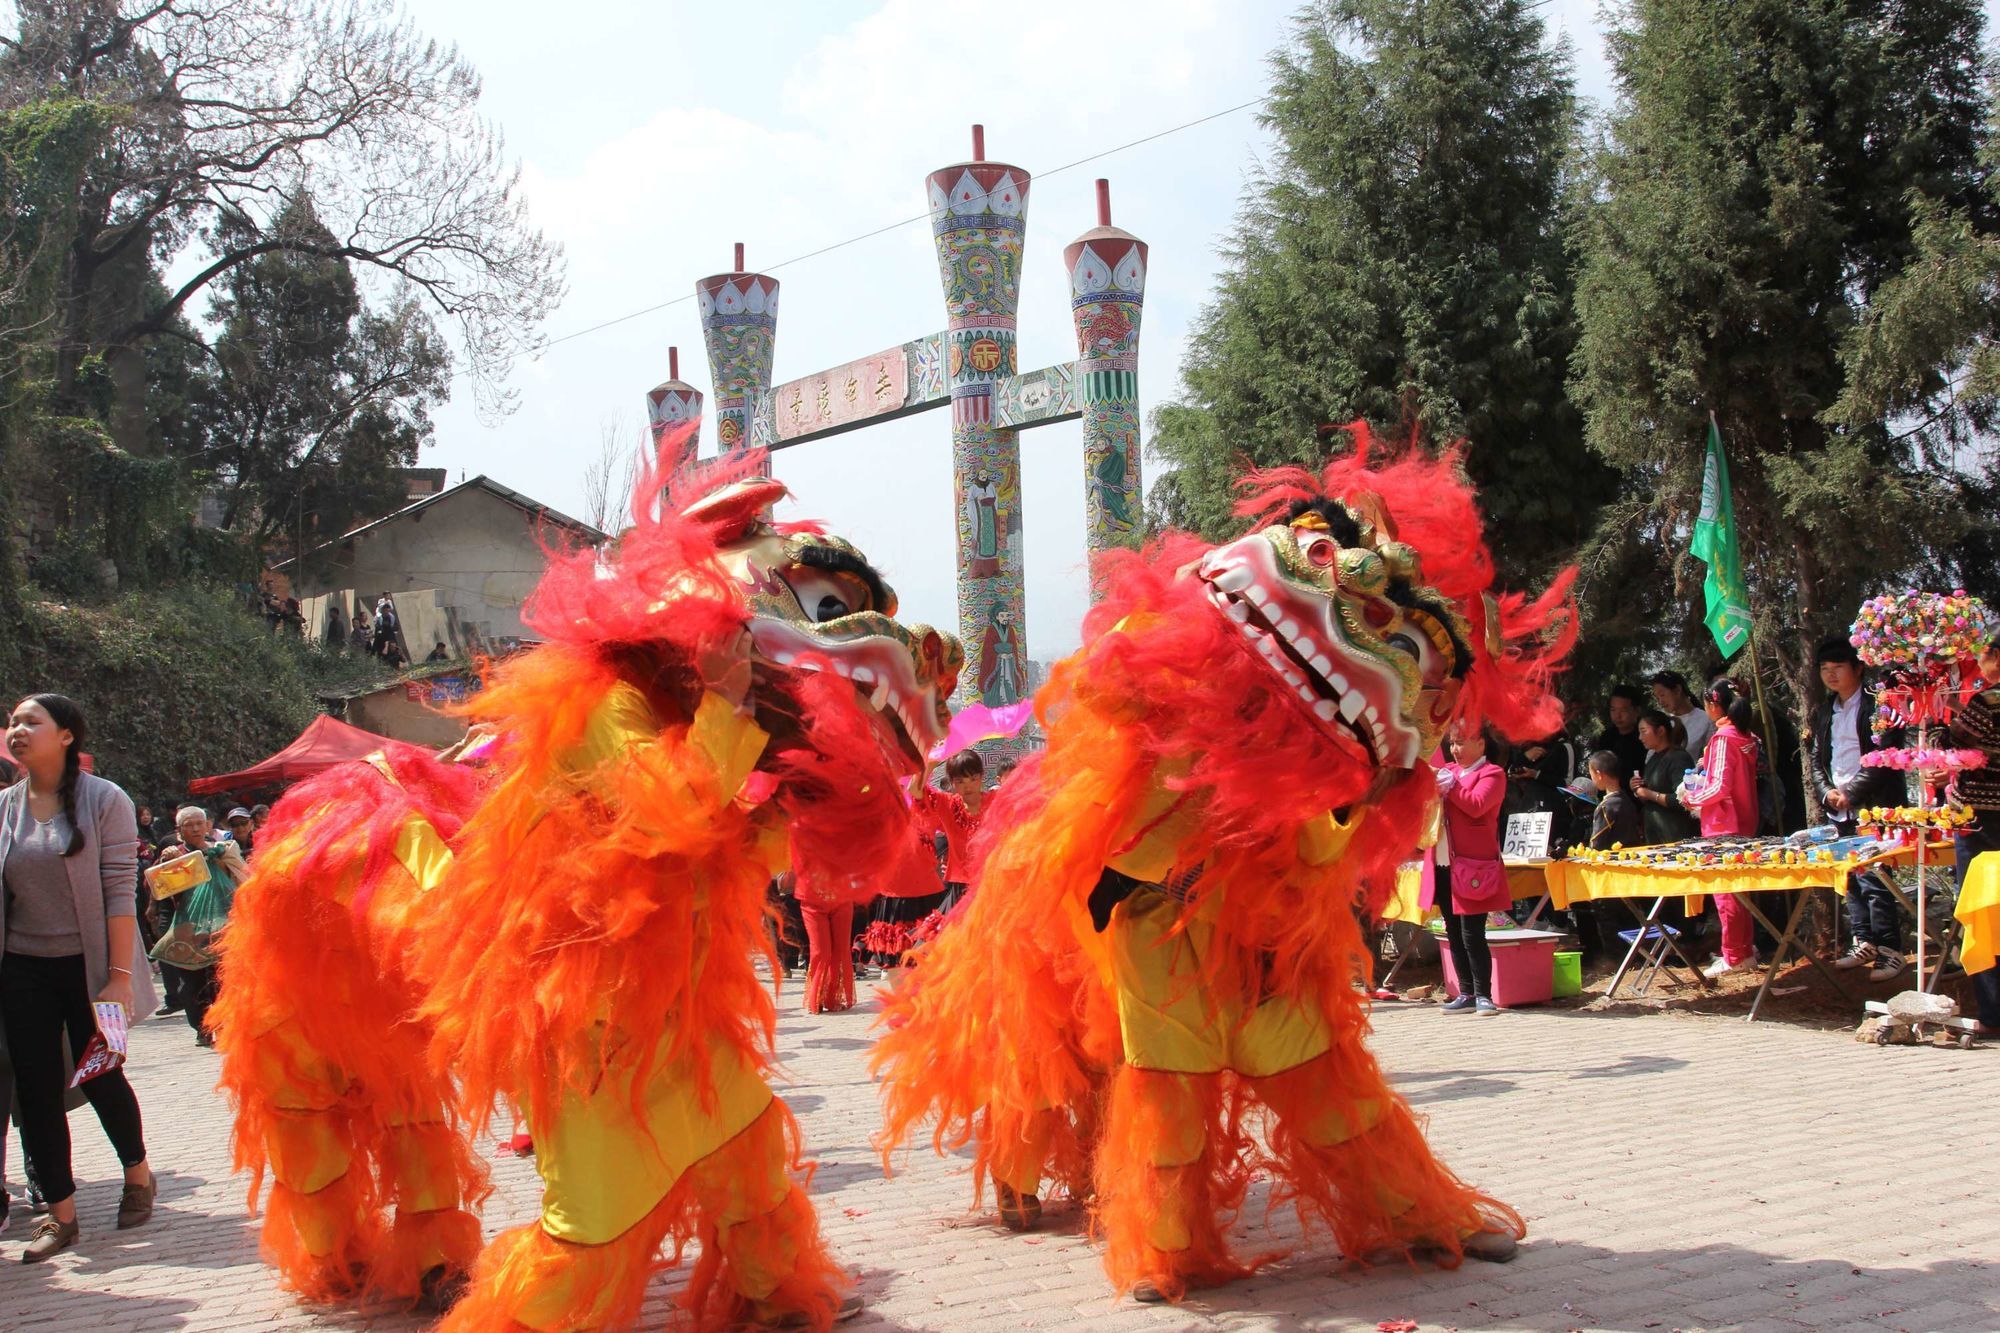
top-left (3, 983), bottom-right (1994, 1332)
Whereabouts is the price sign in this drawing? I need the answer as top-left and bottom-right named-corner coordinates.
top-left (1502, 811), bottom-right (1554, 862)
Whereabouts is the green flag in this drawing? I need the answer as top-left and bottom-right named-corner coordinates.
top-left (1691, 417), bottom-right (1752, 659)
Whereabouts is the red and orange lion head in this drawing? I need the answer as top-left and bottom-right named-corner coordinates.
top-left (1056, 426), bottom-right (1575, 847)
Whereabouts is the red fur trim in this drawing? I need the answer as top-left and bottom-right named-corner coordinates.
top-left (1234, 422), bottom-right (1577, 742)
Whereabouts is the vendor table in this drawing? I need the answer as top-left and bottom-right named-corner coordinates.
top-left (1385, 861), bottom-right (1552, 926)
top-left (1541, 841), bottom-right (1948, 1022)
top-left (1959, 850), bottom-right (2000, 977)
top-left (1379, 862), bottom-right (1552, 990)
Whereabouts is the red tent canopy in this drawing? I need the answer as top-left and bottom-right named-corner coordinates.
top-left (189, 714), bottom-right (399, 795)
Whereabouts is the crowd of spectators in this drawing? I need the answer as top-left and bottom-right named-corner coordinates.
top-left (259, 586), bottom-right (420, 668)
top-left (1489, 632), bottom-right (2000, 1030)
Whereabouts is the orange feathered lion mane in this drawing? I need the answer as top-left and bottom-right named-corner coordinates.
top-left (1229, 425), bottom-right (1577, 746)
top-left (1031, 424), bottom-right (1576, 885)
top-left (871, 429), bottom-right (1576, 1264)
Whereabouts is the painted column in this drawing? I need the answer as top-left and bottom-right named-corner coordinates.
top-left (645, 345), bottom-right (704, 472)
top-left (929, 125), bottom-right (1030, 712)
top-left (1066, 179), bottom-right (1146, 596)
top-left (695, 243), bottom-right (780, 470)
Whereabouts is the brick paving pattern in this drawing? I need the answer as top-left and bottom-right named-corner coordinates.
top-left (3, 984), bottom-right (1993, 1331)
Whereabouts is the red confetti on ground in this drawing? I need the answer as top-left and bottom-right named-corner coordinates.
top-left (842, 1207), bottom-right (867, 1218)
top-left (1378, 1321), bottom-right (1419, 1332)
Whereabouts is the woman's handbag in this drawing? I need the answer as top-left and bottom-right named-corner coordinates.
top-left (1448, 855), bottom-right (1513, 915)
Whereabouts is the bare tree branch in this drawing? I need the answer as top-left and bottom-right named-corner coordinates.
top-left (2, 0), bottom-right (566, 420)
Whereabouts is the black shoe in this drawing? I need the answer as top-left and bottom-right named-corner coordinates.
top-left (419, 1265), bottom-right (469, 1312)
top-left (154, 1003), bottom-right (183, 1017)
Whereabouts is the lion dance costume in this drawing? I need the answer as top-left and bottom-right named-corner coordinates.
top-left (213, 431), bottom-right (963, 1330)
top-left (873, 433), bottom-right (1575, 1301)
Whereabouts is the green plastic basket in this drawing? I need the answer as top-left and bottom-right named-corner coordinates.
top-left (1551, 950), bottom-right (1583, 999)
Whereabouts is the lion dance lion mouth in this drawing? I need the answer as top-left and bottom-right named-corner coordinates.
top-left (670, 475), bottom-right (964, 771)
top-left (1195, 491), bottom-right (1475, 771)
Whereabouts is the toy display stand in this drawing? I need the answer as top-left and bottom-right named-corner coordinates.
top-left (1847, 587), bottom-right (1995, 1034)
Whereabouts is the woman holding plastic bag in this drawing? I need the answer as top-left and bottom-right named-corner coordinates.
top-left (1, 694), bottom-right (156, 1261)
top-left (148, 807), bottom-right (245, 1047)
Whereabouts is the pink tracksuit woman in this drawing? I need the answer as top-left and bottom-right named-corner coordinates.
top-left (1678, 682), bottom-right (1762, 972)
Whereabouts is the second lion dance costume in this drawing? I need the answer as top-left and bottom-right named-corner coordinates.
top-left (873, 432), bottom-right (1576, 1300)
top-left (213, 430), bottom-right (963, 1330)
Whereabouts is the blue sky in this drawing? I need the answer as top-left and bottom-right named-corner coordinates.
top-left (390, 0), bottom-right (1956, 656)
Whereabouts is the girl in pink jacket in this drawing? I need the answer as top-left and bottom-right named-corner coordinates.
top-left (1678, 681), bottom-right (1762, 974)
top-left (1424, 726), bottom-right (1511, 1013)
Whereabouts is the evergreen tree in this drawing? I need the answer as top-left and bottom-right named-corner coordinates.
top-left (184, 195), bottom-right (450, 556)
top-left (1149, 0), bottom-right (1604, 588)
top-left (1571, 0), bottom-right (1992, 717)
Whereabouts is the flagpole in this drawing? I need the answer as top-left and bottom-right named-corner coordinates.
top-left (1706, 412), bottom-right (1781, 806)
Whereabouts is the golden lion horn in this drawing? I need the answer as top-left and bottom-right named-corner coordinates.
top-left (1482, 593), bottom-right (1503, 657)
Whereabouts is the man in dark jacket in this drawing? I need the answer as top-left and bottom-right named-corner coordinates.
top-left (1809, 635), bottom-right (1909, 980)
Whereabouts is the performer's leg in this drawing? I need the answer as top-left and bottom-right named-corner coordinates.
top-left (989, 1106), bottom-right (1056, 1231)
top-left (682, 1098), bottom-right (850, 1328)
top-left (440, 1200), bottom-right (679, 1332)
top-left (445, 1044), bottom-right (839, 1332)
top-left (1250, 1043), bottom-right (1521, 1267)
top-left (1093, 1063), bottom-right (1256, 1300)
top-left (230, 1013), bottom-right (488, 1303)
top-left (238, 1017), bottom-right (382, 1300)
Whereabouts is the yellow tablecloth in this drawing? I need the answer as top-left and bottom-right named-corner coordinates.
top-left (1957, 851), bottom-right (2000, 975)
top-left (1538, 842), bottom-right (1944, 914)
top-left (1385, 862), bottom-right (1551, 926)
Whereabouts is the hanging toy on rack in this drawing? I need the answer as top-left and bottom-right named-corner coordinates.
top-left (1847, 588), bottom-right (1997, 993)
top-left (1851, 589), bottom-right (1996, 801)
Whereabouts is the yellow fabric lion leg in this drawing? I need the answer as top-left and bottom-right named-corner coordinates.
top-left (244, 1018), bottom-right (384, 1301)
top-left (1250, 1046), bottom-right (1523, 1266)
top-left (682, 1098), bottom-right (849, 1330)
top-left (1093, 1065), bottom-right (1256, 1300)
top-left (368, 1115), bottom-right (488, 1300)
top-left (243, 1016), bottom-right (487, 1304)
top-left (987, 1104), bottom-right (1057, 1229)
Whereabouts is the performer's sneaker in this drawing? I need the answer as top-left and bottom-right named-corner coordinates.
top-left (995, 1182), bottom-right (1042, 1232)
top-left (1363, 1226), bottom-right (1520, 1267)
top-left (1459, 1226), bottom-right (1520, 1263)
top-left (1130, 1280), bottom-right (1170, 1304)
top-left (1833, 941), bottom-right (1877, 970)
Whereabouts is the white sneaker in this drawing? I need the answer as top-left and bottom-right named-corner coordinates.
top-left (1833, 941), bottom-right (1877, 971)
top-left (1701, 955), bottom-right (1739, 980)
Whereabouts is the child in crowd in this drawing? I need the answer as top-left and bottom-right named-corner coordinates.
top-left (911, 748), bottom-right (988, 912)
top-left (1587, 751), bottom-right (1644, 850)
top-left (1569, 751), bottom-right (1647, 965)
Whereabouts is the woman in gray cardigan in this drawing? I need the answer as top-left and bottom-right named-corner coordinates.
top-left (2, 694), bottom-right (155, 1261)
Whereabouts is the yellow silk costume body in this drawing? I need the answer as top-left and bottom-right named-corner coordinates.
top-left (216, 462), bottom-right (963, 1332)
top-left (874, 445), bottom-right (1575, 1301)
